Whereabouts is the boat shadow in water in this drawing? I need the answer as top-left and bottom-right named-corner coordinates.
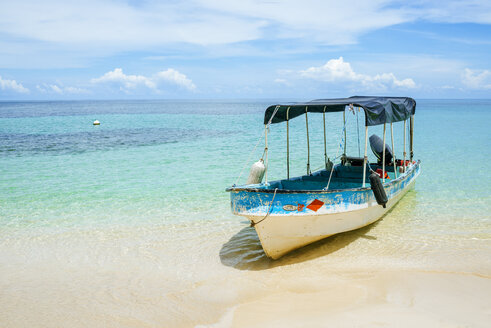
top-left (219, 220), bottom-right (381, 271)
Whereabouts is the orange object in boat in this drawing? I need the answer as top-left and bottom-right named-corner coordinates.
top-left (376, 169), bottom-right (390, 179)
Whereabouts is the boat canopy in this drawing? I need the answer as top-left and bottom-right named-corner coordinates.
top-left (264, 96), bottom-right (416, 126)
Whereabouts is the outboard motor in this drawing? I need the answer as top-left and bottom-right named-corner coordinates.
top-left (369, 134), bottom-right (393, 165)
top-left (369, 172), bottom-right (388, 208)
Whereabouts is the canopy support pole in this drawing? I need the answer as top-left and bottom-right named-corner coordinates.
top-left (382, 123), bottom-right (386, 183)
top-left (286, 107), bottom-right (290, 180)
top-left (391, 123), bottom-right (397, 179)
top-left (323, 106), bottom-right (327, 169)
top-left (343, 110), bottom-right (347, 158)
top-left (410, 115), bottom-right (414, 161)
top-left (403, 119), bottom-right (407, 173)
top-left (356, 107), bottom-right (361, 157)
top-left (306, 106), bottom-right (310, 175)
top-left (362, 125), bottom-right (368, 188)
top-left (264, 125), bottom-right (269, 185)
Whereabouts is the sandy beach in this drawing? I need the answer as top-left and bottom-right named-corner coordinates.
top-left (1, 221), bottom-right (490, 328)
top-left (219, 271), bottom-right (491, 328)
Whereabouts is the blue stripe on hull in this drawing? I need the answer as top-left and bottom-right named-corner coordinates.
top-left (229, 162), bottom-right (420, 217)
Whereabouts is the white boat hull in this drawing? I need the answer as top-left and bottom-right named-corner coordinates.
top-left (248, 178), bottom-right (416, 259)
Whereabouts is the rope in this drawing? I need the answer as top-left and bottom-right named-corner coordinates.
top-left (365, 159), bottom-right (377, 174)
top-left (266, 105), bottom-right (280, 127)
top-left (324, 108), bottom-right (351, 190)
top-left (233, 129), bottom-right (265, 186)
top-left (311, 164), bottom-right (326, 172)
top-left (233, 105), bottom-right (280, 186)
top-left (251, 188), bottom-right (278, 227)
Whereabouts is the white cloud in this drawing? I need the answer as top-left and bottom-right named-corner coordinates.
top-left (301, 57), bottom-right (359, 82)
top-left (0, 1), bottom-right (263, 49)
top-left (274, 78), bottom-right (293, 87)
top-left (300, 57), bottom-right (416, 90)
top-left (91, 68), bottom-right (196, 92)
top-left (198, 0), bottom-right (409, 45)
top-left (63, 86), bottom-right (89, 94)
top-left (91, 69), bottom-right (156, 90)
top-left (155, 69), bottom-right (196, 91)
top-left (198, 0), bottom-right (491, 44)
top-left (36, 83), bottom-right (89, 94)
top-left (50, 84), bottom-right (62, 94)
top-left (462, 68), bottom-right (491, 90)
top-left (1, 0), bottom-right (489, 52)
top-left (413, 1), bottom-right (491, 24)
top-left (0, 75), bottom-right (29, 93)
top-left (0, 0), bottom-right (489, 73)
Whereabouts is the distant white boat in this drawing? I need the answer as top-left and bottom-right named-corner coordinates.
top-left (93, 120), bottom-right (100, 125)
top-left (227, 96), bottom-right (420, 259)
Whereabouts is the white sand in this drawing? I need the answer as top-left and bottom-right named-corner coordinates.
top-left (1, 223), bottom-right (490, 328)
top-left (205, 271), bottom-right (491, 328)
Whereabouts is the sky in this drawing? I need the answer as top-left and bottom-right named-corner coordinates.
top-left (0, 0), bottom-right (490, 100)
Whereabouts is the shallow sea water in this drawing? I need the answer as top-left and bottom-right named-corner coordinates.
top-left (1, 99), bottom-right (490, 327)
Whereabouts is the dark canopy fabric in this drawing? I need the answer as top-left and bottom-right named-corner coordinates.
top-left (263, 96), bottom-right (416, 126)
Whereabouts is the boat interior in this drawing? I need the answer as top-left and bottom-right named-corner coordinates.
top-left (253, 162), bottom-right (398, 191)
top-left (245, 132), bottom-right (405, 191)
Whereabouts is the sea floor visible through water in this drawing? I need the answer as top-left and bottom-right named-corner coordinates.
top-left (0, 99), bottom-right (490, 327)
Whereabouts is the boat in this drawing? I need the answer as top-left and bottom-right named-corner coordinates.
top-left (226, 96), bottom-right (421, 259)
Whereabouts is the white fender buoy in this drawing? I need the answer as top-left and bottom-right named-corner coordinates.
top-left (246, 159), bottom-right (266, 185)
top-left (93, 120), bottom-right (100, 125)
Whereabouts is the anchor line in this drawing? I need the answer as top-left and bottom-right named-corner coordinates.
top-left (251, 188), bottom-right (278, 227)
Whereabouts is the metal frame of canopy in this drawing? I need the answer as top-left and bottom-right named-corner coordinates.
top-left (262, 96), bottom-right (416, 189)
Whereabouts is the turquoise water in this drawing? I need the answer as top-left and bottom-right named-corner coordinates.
top-left (1, 99), bottom-right (490, 327)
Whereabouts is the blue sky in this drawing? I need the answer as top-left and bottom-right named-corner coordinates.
top-left (0, 0), bottom-right (490, 100)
